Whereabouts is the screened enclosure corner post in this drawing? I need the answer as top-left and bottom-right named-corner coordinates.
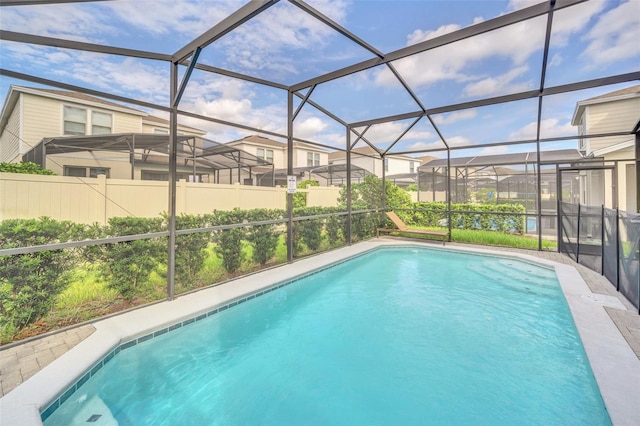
top-left (446, 153), bottom-right (452, 242)
top-left (556, 164), bottom-right (562, 253)
top-left (601, 205), bottom-right (605, 275)
top-left (615, 207), bottom-right (620, 292)
top-left (286, 90), bottom-right (294, 263)
top-left (167, 62), bottom-right (179, 300)
top-left (636, 132), bottom-right (640, 213)
top-left (346, 127), bottom-right (352, 246)
top-left (381, 153), bottom-right (387, 212)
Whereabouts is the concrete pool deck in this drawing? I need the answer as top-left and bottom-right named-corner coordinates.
top-left (1, 240), bottom-right (639, 425)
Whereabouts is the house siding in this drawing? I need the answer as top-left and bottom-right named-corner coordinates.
top-left (111, 111), bottom-right (141, 133)
top-left (586, 98), bottom-right (640, 154)
top-left (22, 94), bottom-right (60, 154)
top-left (0, 97), bottom-right (21, 162)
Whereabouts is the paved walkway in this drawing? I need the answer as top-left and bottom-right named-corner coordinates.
top-left (0, 243), bottom-right (638, 399)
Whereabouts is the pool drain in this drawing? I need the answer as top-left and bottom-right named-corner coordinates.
top-left (87, 414), bottom-right (102, 422)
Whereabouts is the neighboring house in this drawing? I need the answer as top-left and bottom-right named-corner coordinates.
top-left (571, 85), bottom-right (639, 212)
top-left (0, 85), bottom-right (214, 181)
top-left (225, 135), bottom-right (330, 185)
top-left (328, 146), bottom-right (420, 183)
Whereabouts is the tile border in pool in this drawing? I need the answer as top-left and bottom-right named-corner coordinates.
top-left (1, 241), bottom-right (638, 426)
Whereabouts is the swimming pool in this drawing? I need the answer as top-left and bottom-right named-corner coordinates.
top-left (42, 246), bottom-right (610, 425)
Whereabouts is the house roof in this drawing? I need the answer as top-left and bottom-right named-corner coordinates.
top-left (256, 163), bottom-right (372, 185)
top-left (0, 85), bottom-right (207, 138)
top-left (142, 114), bottom-right (206, 135)
top-left (327, 145), bottom-right (416, 161)
top-left (227, 134), bottom-right (287, 148)
top-left (23, 133), bottom-right (271, 171)
top-left (571, 84), bottom-right (640, 125)
top-left (26, 87), bottom-right (145, 113)
top-left (419, 149), bottom-right (585, 169)
top-left (226, 134), bottom-right (330, 152)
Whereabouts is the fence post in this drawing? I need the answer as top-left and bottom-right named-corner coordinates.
top-left (615, 207), bottom-right (620, 291)
top-left (576, 203), bottom-right (581, 264)
top-left (601, 205), bottom-right (605, 275)
top-left (97, 174), bottom-right (107, 225)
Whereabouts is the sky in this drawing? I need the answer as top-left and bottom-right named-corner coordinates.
top-left (1, 0), bottom-right (639, 159)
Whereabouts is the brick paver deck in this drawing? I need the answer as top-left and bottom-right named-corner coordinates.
top-left (0, 243), bottom-right (638, 398)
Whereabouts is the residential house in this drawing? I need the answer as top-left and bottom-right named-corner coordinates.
top-left (225, 135), bottom-right (330, 185)
top-left (328, 146), bottom-right (421, 186)
top-left (571, 85), bottom-right (639, 212)
top-left (0, 85), bottom-right (218, 182)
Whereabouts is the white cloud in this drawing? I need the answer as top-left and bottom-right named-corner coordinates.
top-left (405, 129), bottom-right (434, 140)
top-left (407, 24), bottom-right (461, 45)
top-left (104, 0), bottom-right (243, 38)
top-left (211, 0), bottom-right (350, 76)
top-left (432, 110), bottom-right (477, 125)
top-left (507, 0), bottom-right (543, 12)
top-left (359, 122), bottom-right (420, 145)
top-left (0, 3), bottom-right (117, 42)
top-left (550, 0), bottom-right (606, 46)
top-left (580, 0), bottom-right (640, 65)
top-left (447, 136), bottom-right (471, 147)
top-left (376, 0), bottom-right (606, 94)
top-left (406, 140), bottom-right (446, 151)
top-left (294, 117), bottom-right (328, 139)
top-left (478, 145), bottom-right (509, 155)
top-left (548, 53), bottom-right (563, 68)
top-left (462, 66), bottom-right (533, 97)
top-left (508, 118), bottom-right (575, 140)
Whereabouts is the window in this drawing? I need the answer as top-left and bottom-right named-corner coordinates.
top-left (307, 152), bottom-right (320, 166)
top-left (90, 167), bottom-right (110, 178)
top-left (578, 117), bottom-right (587, 153)
top-left (142, 170), bottom-right (208, 182)
top-left (64, 166), bottom-right (86, 177)
top-left (154, 129), bottom-right (169, 134)
top-left (64, 166), bottom-right (110, 178)
top-left (92, 111), bottom-right (112, 135)
top-left (257, 148), bottom-right (274, 163)
top-left (409, 161), bottom-right (415, 173)
top-left (64, 106), bottom-right (86, 135)
top-left (384, 157), bottom-right (389, 172)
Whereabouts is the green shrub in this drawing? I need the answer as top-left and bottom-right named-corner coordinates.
top-left (0, 161), bottom-right (56, 175)
top-left (89, 217), bottom-right (166, 299)
top-left (172, 214), bottom-right (210, 288)
top-left (209, 209), bottom-right (247, 273)
top-left (408, 202), bottom-right (525, 234)
top-left (324, 207), bottom-right (347, 246)
top-left (245, 209), bottom-right (284, 265)
top-left (293, 180), bottom-right (319, 208)
top-left (0, 218), bottom-right (83, 338)
top-left (351, 211), bottom-right (378, 241)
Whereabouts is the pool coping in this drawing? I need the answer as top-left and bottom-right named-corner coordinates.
top-left (1, 241), bottom-right (638, 425)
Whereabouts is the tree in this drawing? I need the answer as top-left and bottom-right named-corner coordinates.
top-left (338, 175), bottom-right (411, 210)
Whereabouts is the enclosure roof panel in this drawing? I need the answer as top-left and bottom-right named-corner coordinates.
top-left (419, 149), bottom-right (584, 169)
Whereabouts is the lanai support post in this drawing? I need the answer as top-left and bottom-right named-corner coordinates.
top-left (447, 152), bottom-right (452, 240)
top-left (286, 90), bottom-right (294, 262)
top-left (346, 128), bottom-right (352, 246)
top-left (636, 131), bottom-right (640, 212)
top-left (167, 63), bottom-right (178, 300)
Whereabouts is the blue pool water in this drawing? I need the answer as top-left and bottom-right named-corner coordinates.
top-left (44, 247), bottom-right (610, 425)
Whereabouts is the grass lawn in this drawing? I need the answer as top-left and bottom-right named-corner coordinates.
top-left (393, 226), bottom-right (557, 250)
